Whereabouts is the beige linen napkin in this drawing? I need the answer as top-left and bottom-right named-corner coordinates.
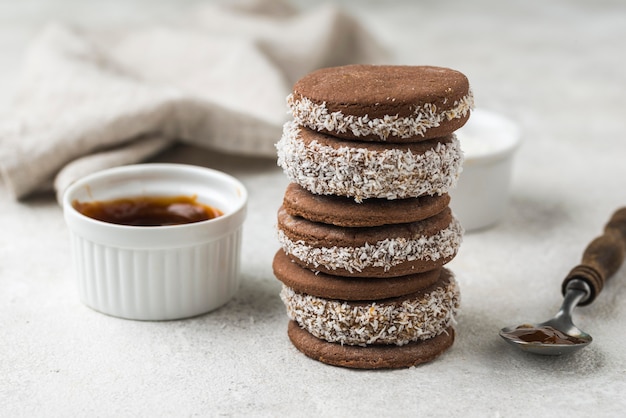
top-left (0, 0), bottom-right (387, 202)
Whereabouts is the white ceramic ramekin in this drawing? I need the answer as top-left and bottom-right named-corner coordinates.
top-left (450, 109), bottom-right (522, 232)
top-left (63, 163), bottom-right (247, 320)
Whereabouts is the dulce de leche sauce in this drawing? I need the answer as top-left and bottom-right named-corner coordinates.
top-left (73, 195), bottom-right (223, 226)
top-left (502, 324), bottom-right (587, 345)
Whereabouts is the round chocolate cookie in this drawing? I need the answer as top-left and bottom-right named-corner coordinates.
top-left (276, 122), bottom-right (463, 202)
top-left (273, 249), bottom-right (442, 300)
top-left (282, 183), bottom-right (450, 228)
top-left (281, 269), bottom-right (460, 346)
top-left (287, 322), bottom-right (455, 369)
top-left (288, 65), bottom-right (473, 142)
top-left (277, 206), bottom-right (463, 278)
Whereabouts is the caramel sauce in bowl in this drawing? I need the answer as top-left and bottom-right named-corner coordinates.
top-left (73, 195), bottom-right (223, 226)
top-left (62, 164), bottom-right (247, 320)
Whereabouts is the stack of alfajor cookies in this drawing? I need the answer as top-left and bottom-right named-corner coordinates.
top-left (273, 65), bottom-right (473, 369)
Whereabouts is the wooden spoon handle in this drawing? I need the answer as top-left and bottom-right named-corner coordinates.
top-left (562, 207), bottom-right (626, 306)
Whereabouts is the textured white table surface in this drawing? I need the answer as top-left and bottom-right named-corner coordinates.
top-left (3, 0), bottom-right (626, 416)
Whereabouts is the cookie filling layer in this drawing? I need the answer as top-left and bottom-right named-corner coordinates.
top-left (276, 121), bottom-right (463, 202)
top-left (277, 216), bottom-right (463, 274)
top-left (287, 91), bottom-right (474, 140)
top-left (280, 273), bottom-right (460, 346)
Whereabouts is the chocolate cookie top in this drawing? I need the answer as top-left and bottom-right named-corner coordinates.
top-left (288, 65), bottom-right (473, 141)
top-left (287, 321), bottom-right (455, 369)
top-left (273, 249), bottom-right (442, 300)
top-left (276, 122), bottom-right (463, 202)
top-left (282, 183), bottom-right (450, 227)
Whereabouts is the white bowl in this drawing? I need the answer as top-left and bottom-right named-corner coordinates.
top-left (63, 163), bottom-right (248, 320)
top-left (450, 109), bottom-right (522, 231)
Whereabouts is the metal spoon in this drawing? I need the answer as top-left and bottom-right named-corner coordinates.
top-left (500, 207), bottom-right (626, 355)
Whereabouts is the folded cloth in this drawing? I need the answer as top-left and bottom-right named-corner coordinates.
top-left (0, 0), bottom-right (388, 202)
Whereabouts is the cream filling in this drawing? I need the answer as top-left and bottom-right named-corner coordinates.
top-left (287, 90), bottom-right (474, 140)
top-left (277, 216), bottom-right (463, 273)
top-left (276, 121), bottom-right (464, 203)
top-left (280, 275), bottom-right (460, 346)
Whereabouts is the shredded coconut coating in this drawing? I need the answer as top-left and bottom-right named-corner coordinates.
top-left (287, 91), bottom-right (474, 140)
top-left (277, 216), bottom-right (463, 274)
top-left (280, 275), bottom-right (460, 346)
top-left (276, 121), bottom-right (464, 203)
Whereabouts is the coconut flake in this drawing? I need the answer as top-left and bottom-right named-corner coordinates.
top-left (276, 121), bottom-right (464, 203)
top-left (280, 275), bottom-right (460, 346)
top-left (277, 216), bottom-right (463, 273)
top-left (287, 91), bottom-right (474, 140)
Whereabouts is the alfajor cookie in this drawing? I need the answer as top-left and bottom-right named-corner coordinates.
top-left (280, 268), bottom-right (460, 347)
top-left (282, 183), bottom-right (450, 228)
top-left (276, 121), bottom-right (463, 202)
top-left (274, 63), bottom-right (471, 369)
top-left (288, 321), bottom-right (455, 369)
top-left (277, 206), bottom-right (462, 277)
top-left (288, 65), bottom-right (473, 142)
